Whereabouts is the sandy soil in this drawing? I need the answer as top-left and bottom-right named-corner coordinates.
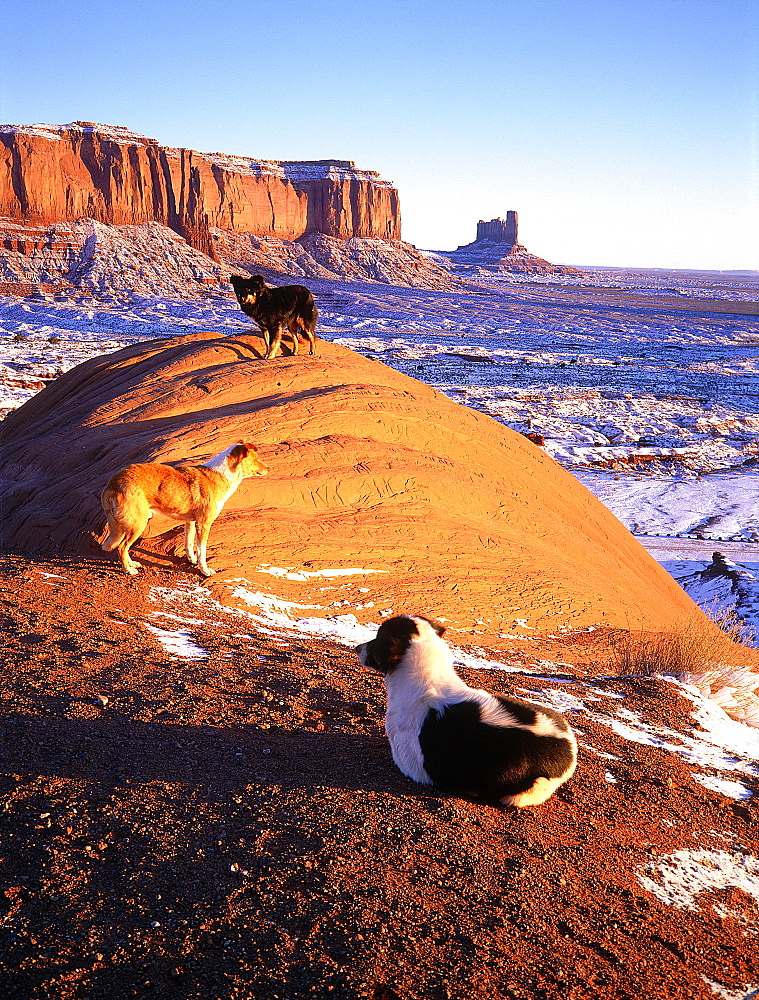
top-left (1, 551), bottom-right (758, 1000)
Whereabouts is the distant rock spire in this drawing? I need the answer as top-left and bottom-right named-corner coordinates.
top-left (445, 210), bottom-right (581, 275)
top-left (476, 212), bottom-right (518, 245)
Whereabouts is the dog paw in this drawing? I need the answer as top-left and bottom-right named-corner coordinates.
top-left (200, 567), bottom-right (216, 577)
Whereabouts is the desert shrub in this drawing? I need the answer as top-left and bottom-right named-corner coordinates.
top-left (611, 628), bottom-right (716, 677)
top-left (705, 602), bottom-right (755, 646)
top-left (610, 606), bottom-right (759, 725)
top-left (611, 597), bottom-right (757, 677)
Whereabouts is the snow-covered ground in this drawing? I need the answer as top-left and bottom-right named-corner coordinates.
top-left (2, 263), bottom-right (758, 632)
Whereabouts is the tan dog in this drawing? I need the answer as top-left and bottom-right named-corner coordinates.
top-left (100, 442), bottom-right (268, 576)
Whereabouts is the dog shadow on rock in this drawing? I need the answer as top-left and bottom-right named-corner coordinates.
top-left (220, 335), bottom-right (320, 362)
top-left (213, 336), bottom-right (269, 362)
top-left (2, 711), bottom-right (412, 797)
top-left (94, 534), bottom-right (191, 575)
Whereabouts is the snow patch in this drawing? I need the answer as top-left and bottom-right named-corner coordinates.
top-left (143, 623), bottom-right (208, 660)
top-left (518, 688), bottom-right (589, 713)
top-left (700, 978), bottom-right (759, 1000)
top-left (693, 774), bottom-right (753, 800)
top-left (637, 849), bottom-right (759, 912)
top-left (591, 691), bottom-right (759, 792)
top-left (227, 584), bottom-right (377, 645)
top-left (256, 564), bottom-right (387, 582)
top-left (665, 676), bottom-right (759, 758)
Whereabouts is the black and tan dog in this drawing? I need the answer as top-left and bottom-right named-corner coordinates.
top-left (230, 274), bottom-right (318, 359)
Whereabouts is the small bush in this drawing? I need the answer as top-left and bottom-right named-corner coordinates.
top-left (611, 628), bottom-right (715, 677)
top-left (705, 601), bottom-right (755, 646)
top-left (611, 605), bottom-right (754, 677)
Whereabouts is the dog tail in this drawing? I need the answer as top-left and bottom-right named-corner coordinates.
top-left (304, 297), bottom-right (319, 333)
top-left (100, 486), bottom-right (125, 551)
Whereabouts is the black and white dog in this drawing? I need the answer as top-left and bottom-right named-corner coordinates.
top-left (355, 615), bottom-right (577, 807)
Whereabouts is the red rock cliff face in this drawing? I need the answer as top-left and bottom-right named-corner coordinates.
top-left (0, 123), bottom-right (401, 252)
top-left (279, 162), bottom-right (400, 240)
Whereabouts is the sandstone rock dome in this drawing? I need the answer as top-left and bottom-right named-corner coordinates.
top-left (0, 330), bottom-right (713, 651)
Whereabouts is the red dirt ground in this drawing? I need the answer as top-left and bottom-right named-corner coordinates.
top-left (1, 551), bottom-right (757, 1000)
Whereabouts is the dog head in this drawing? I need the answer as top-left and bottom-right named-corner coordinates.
top-left (226, 442), bottom-right (269, 478)
top-left (355, 615), bottom-right (446, 675)
top-left (230, 274), bottom-right (266, 307)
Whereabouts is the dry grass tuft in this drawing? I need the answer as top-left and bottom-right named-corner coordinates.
top-left (611, 603), bottom-right (755, 678)
top-left (707, 603), bottom-right (755, 647)
top-left (609, 604), bottom-right (759, 726)
top-left (611, 628), bottom-right (716, 677)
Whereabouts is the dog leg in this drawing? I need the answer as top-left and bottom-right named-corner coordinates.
top-left (100, 521), bottom-right (125, 552)
top-left (500, 776), bottom-right (566, 808)
top-left (117, 521), bottom-right (148, 575)
top-left (113, 498), bottom-right (151, 575)
top-left (265, 323), bottom-right (284, 360)
top-left (195, 517), bottom-right (217, 576)
top-left (185, 521), bottom-right (199, 565)
top-left (287, 319), bottom-right (300, 357)
top-left (305, 327), bottom-right (316, 355)
top-left (255, 322), bottom-right (271, 358)
top-left (299, 317), bottom-right (316, 355)
top-left (100, 490), bottom-right (126, 552)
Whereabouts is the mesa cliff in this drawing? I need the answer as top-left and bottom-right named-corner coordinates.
top-left (0, 122), bottom-right (400, 250)
top-left (0, 123), bottom-right (459, 295)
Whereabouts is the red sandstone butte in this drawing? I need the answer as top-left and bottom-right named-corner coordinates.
top-left (0, 122), bottom-right (401, 254)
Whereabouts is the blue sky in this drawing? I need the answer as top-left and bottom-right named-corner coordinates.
top-left (1, 0), bottom-right (757, 270)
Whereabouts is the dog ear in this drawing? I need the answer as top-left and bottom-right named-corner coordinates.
top-left (372, 616), bottom-right (421, 673)
top-left (419, 615), bottom-right (446, 637)
top-left (363, 637), bottom-right (405, 674)
top-left (383, 636), bottom-right (410, 672)
top-left (227, 443), bottom-right (249, 469)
